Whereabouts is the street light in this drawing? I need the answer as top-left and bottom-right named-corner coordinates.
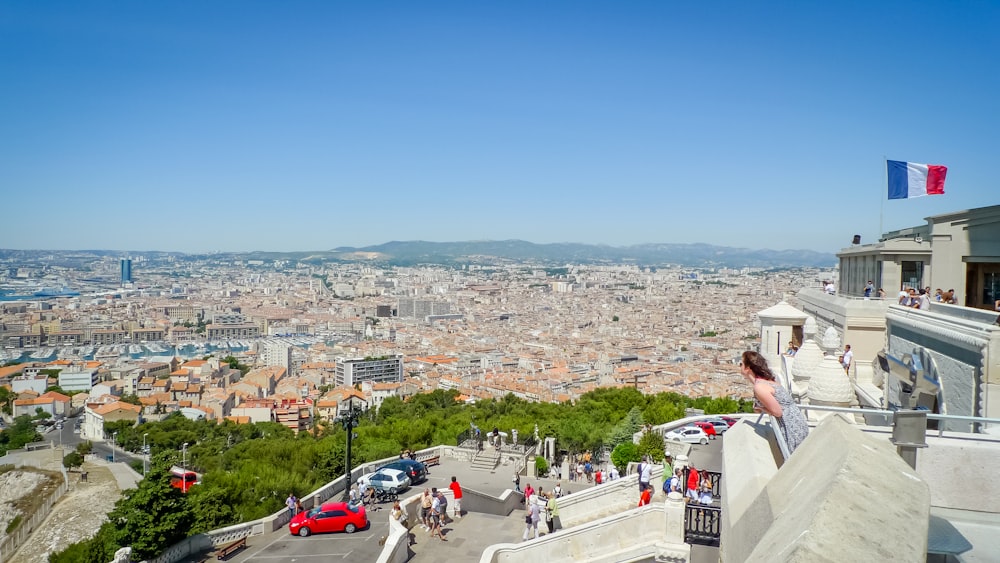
top-left (337, 398), bottom-right (362, 500)
top-left (143, 433), bottom-right (149, 477)
top-left (182, 442), bottom-right (188, 473)
top-left (112, 431), bottom-right (118, 463)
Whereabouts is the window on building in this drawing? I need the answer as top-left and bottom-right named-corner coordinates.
top-left (983, 271), bottom-right (1000, 308)
top-left (901, 261), bottom-right (923, 289)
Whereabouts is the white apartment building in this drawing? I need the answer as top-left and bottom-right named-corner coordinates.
top-left (335, 354), bottom-right (403, 387)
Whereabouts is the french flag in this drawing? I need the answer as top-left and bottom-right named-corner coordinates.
top-left (887, 160), bottom-right (947, 200)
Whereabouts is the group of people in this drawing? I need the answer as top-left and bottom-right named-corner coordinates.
top-left (898, 286), bottom-right (957, 309)
top-left (349, 480), bottom-right (379, 510)
top-left (522, 484), bottom-right (561, 540)
top-left (568, 461), bottom-right (620, 484)
top-left (661, 465), bottom-right (714, 505)
top-left (413, 480), bottom-right (460, 541)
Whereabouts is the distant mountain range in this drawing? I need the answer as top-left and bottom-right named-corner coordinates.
top-left (298, 240), bottom-right (833, 268)
top-left (0, 241), bottom-right (836, 268)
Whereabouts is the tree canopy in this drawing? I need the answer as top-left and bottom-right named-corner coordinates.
top-left (51, 387), bottom-right (751, 561)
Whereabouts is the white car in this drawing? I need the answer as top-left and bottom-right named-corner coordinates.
top-left (358, 467), bottom-right (411, 493)
top-left (665, 426), bottom-right (710, 445)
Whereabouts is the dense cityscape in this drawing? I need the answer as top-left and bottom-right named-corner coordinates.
top-left (1, 250), bottom-right (829, 431)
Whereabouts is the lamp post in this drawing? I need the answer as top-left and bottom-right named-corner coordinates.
top-left (112, 432), bottom-right (118, 463)
top-left (338, 398), bottom-right (362, 500)
top-left (143, 433), bottom-right (149, 477)
top-left (182, 442), bottom-right (188, 473)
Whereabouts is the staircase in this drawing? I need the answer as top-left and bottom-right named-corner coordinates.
top-left (469, 450), bottom-right (500, 472)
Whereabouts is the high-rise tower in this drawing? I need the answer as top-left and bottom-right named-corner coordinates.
top-left (120, 258), bottom-right (133, 286)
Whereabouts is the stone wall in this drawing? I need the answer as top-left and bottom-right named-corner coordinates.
top-left (721, 416), bottom-right (930, 562)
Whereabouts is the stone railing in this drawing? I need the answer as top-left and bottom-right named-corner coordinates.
top-left (554, 465), bottom-right (663, 529)
top-left (480, 494), bottom-right (689, 563)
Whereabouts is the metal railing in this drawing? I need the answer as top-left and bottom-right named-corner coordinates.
top-left (797, 404), bottom-right (1000, 438)
top-left (684, 504), bottom-right (722, 546)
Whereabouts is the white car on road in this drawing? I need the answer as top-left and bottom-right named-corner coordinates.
top-left (665, 426), bottom-right (710, 445)
top-left (358, 467), bottom-right (411, 494)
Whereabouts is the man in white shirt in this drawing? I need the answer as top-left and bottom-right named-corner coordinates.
top-left (639, 456), bottom-right (652, 492)
top-left (825, 281), bottom-right (835, 295)
top-left (841, 345), bottom-right (853, 372)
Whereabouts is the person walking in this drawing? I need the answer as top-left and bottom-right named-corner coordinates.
top-left (449, 476), bottom-right (463, 518)
top-left (420, 488), bottom-right (433, 531)
top-left (512, 471), bottom-right (521, 493)
top-left (285, 493), bottom-right (297, 517)
top-left (429, 491), bottom-right (447, 541)
top-left (523, 496), bottom-right (540, 540)
top-left (685, 465), bottom-right (700, 504)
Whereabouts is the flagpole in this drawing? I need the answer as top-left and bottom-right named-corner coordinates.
top-left (880, 156), bottom-right (887, 237)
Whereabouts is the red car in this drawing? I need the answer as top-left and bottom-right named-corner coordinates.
top-left (691, 421), bottom-right (718, 439)
top-left (719, 415), bottom-right (738, 427)
top-left (288, 502), bottom-right (367, 536)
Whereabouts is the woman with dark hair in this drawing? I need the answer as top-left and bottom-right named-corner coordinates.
top-left (740, 351), bottom-right (809, 454)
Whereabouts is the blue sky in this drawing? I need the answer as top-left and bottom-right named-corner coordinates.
top-left (1, 1), bottom-right (996, 254)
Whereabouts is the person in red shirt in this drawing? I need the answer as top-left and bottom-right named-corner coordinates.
top-left (448, 476), bottom-right (463, 519)
top-left (686, 466), bottom-right (700, 503)
top-left (638, 484), bottom-right (652, 506)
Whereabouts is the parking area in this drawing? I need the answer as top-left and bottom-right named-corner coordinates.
top-left (185, 434), bottom-right (724, 563)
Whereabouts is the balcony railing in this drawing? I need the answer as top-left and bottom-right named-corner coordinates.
top-left (685, 504), bottom-right (722, 546)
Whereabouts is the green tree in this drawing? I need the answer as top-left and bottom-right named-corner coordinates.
top-left (63, 451), bottom-right (84, 471)
top-left (534, 456), bottom-right (549, 476)
top-left (608, 406), bottom-right (645, 447)
top-left (0, 415), bottom-right (42, 456)
top-left (636, 430), bottom-right (666, 462)
top-left (104, 461), bottom-right (195, 560)
top-left (119, 394), bottom-right (142, 406)
top-left (0, 386), bottom-right (13, 415)
top-left (610, 441), bottom-right (640, 472)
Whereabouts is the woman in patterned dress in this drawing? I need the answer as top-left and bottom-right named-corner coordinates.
top-left (740, 350), bottom-right (810, 454)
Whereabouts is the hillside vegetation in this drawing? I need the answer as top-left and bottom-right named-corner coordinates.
top-left (51, 387), bottom-right (749, 562)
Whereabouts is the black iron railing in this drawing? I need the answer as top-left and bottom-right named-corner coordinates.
top-left (684, 504), bottom-right (721, 546)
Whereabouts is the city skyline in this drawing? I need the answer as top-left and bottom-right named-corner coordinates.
top-left (2, 1), bottom-right (997, 253)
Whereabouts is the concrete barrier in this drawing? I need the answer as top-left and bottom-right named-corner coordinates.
top-left (721, 416), bottom-right (930, 563)
top-left (481, 495), bottom-right (689, 563)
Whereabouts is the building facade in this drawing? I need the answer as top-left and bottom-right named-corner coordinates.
top-left (335, 354), bottom-right (404, 387)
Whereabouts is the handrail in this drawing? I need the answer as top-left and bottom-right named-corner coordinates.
top-left (795, 404), bottom-right (1000, 439)
top-left (756, 413), bottom-right (791, 461)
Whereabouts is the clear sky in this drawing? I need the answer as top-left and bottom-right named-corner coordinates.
top-left (1, 1), bottom-right (996, 254)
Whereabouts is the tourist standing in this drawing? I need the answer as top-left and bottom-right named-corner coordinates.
top-left (449, 476), bottom-right (463, 518)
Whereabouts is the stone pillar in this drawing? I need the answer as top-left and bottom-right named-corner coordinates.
top-left (544, 437), bottom-right (556, 465)
top-left (664, 491), bottom-right (686, 544)
top-left (674, 454), bottom-right (689, 471)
